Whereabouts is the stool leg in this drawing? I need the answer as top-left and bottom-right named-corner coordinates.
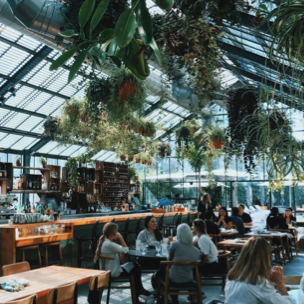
top-left (130, 276), bottom-right (136, 304)
top-left (78, 240), bottom-right (82, 268)
top-left (58, 244), bottom-right (63, 266)
top-left (45, 246), bottom-right (48, 267)
top-left (106, 275), bottom-right (112, 304)
top-left (37, 247), bottom-right (42, 268)
top-left (22, 250), bottom-right (25, 262)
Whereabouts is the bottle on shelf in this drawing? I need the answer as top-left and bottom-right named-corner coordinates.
top-left (18, 178), bottom-right (21, 190)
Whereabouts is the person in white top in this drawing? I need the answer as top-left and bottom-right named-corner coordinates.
top-left (192, 219), bottom-right (219, 274)
top-left (93, 222), bottom-right (150, 304)
top-left (225, 237), bottom-right (293, 304)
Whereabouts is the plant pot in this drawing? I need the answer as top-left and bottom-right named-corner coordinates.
top-left (119, 79), bottom-right (136, 101)
top-left (142, 160), bottom-right (148, 165)
top-left (213, 140), bottom-right (224, 149)
top-left (120, 155), bottom-right (126, 161)
top-left (43, 165), bottom-right (46, 168)
top-left (128, 155), bottom-right (135, 162)
top-left (134, 127), bottom-right (142, 134)
top-left (147, 161), bottom-right (152, 166)
top-left (81, 111), bottom-right (88, 123)
top-left (16, 159), bottom-right (21, 167)
top-left (136, 158), bottom-right (141, 164)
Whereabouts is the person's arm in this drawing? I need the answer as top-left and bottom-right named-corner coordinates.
top-left (224, 219), bottom-right (232, 229)
top-left (216, 216), bottom-right (224, 226)
top-left (168, 243), bottom-right (176, 261)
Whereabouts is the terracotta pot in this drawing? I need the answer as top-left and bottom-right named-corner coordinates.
top-left (128, 155), bottom-right (134, 162)
top-left (81, 111), bottom-right (88, 123)
top-left (119, 79), bottom-right (136, 101)
top-left (142, 160), bottom-right (148, 165)
top-left (43, 165), bottom-right (46, 168)
top-left (147, 161), bottom-right (152, 166)
top-left (213, 140), bottom-right (224, 149)
top-left (134, 127), bottom-right (142, 134)
top-left (16, 159), bottom-right (21, 166)
top-left (136, 158), bottom-right (141, 164)
top-left (120, 155), bottom-right (126, 161)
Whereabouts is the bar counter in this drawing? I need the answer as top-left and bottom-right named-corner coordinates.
top-left (0, 211), bottom-right (197, 272)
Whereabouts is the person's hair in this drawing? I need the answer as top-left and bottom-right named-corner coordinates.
top-left (270, 207), bottom-right (278, 216)
top-left (144, 215), bottom-right (163, 241)
top-left (284, 208), bottom-right (293, 218)
top-left (177, 223), bottom-right (193, 245)
top-left (175, 193), bottom-right (180, 198)
top-left (193, 219), bottom-right (208, 236)
top-left (227, 237), bottom-right (271, 285)
top-left (219, 206), bottom-right (228, 216)
top-left (204, 210), bottom-right (214, 220)
top-left (94, 222), bottom-right (118, 263)
top-left (238, 204), bottom-right (245, 210)
top-left (166, 195), bottom-right (172, 199)
top-left (202, 193), bottom-right (211, 206)
top-left (232, 207), bottom-right (239, 216)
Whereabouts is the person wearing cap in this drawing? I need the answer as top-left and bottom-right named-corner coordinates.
top-left (284, 207), bottom-right (296, 225)
top-left (238, 204), bottom-right (253, 226)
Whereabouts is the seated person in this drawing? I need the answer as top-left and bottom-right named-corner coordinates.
top-left (158, 195), bottom-right (174, 207)
top-left (154, 224), bottom-right (200, 304)
top-left (230, 207), bottom-right (245, 237)
top-left (267, 207), bottom-right (288, 230)
top-left (225, 237), bottom-right (293, 304)
top-left (204, 210), bottom-right (220, 235)
top-left (216, 206), bottom-right (232, 229)
top-left (192, 219), bottom-right (219, 274)
top-left (94, 222), bottom-right (150, 304)
top-left (284, 207), bottom-right (296, 225)
top-left (238, 204), bottom-right (253, 226)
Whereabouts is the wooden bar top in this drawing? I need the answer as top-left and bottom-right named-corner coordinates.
top-left (0, 211), bottom-right (197, 228)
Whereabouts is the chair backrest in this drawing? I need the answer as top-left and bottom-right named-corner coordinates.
top-left (91, 220), bottom-right (100, 240)
top-left (172, 213), bottom-right (178, 224)
top-left (124, 217), bottom-right (131, 232)
top-left (99, 255), bottom-right (115, 271)
top-left (158, 214), bottom-right (164, 229)
top-left (176, 213), bottom-right (183, 226)
top-left (136, 216), bottom-right (142, 232)
top-left (89, 271), bottom-right (111, 291)
top-left (2, 261), bottom-right (30, 276)
top-left (186, 212), bottom-right (191, 224)
top-left (111, 218), bottom-right (115, 222)
top-left (46, 281), bottom-right (78, 304)
top-left (4, 294), bottom-right (37, 304)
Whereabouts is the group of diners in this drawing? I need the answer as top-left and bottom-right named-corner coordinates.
top-left (94, 211), bottom-right (293, 304)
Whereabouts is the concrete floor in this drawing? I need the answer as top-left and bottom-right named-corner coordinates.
top-left (77, 250), bottom-right (304, 304)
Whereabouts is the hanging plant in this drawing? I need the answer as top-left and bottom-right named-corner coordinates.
top-left (43, 117), bottom-right (60, 140)
top-left (128, 166), bottom-right (138, 179)
top-left (62, 98), bottom-right (83, 123)
top-left (66, 157), bottom-right (79, 191)
top-left (159, 142), bottom-right (171, 159)
top-left (175, 121), bottom-right (193, 148)
top-left (106, 69), bottom-right (147, 123)
top-left (205, 125), bottom-right (225, 149)
top-left (141, 121), bottom-right (157, 137)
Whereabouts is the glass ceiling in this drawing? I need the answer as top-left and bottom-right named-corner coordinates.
top-left (0, 5), bottom-right (303, 161)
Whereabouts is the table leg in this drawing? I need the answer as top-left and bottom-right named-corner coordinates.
top-left (77, 240), bottom-right (82, 268)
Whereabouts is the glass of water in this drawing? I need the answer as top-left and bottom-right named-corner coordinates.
top-left (140, 243), bottom-right (147, 255)
top-left (155, 242), bottom-right (162, 257)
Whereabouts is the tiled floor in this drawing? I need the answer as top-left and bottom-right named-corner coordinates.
top-left (77, 251), bottom-right (304, 304)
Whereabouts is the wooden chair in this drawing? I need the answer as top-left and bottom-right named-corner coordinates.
top-left (4, 294), bottom-right (37, 304)
top-left (46, 281), bottom-right (78, 304)
top-left (157, 261), bottom-right (202, 304)
top-left (17, 245), bottom-right (42, 269)
top-left (88, 271), bottom-right (111, 304)
top-left (209, 234), bottom-right (221, 248)
top-left (269, 229), bottom-right (292, 263)
top-left (99, 255), bottom-right (136, 304)
top-left (40, 242), bottom-right (63, 267)
top-left (200, 250), bottom-right (231, 290)
top-left (2, 261), bottom-right (30, 276)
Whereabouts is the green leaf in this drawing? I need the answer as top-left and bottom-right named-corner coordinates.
top-left (49, 43), bottom-right (84, 71)
top-left (149, 38), bottom-right (162, 66)
top-left (89, 45), bottom-right (106, 66)
top-left (59, 30), bottom-right (77, 37)
top-left (99, 28), bottom-right (115, 44)
top-left (79, 0), bottom-right (95, 38)
top-left (114, 8), bottom-right (138, 47)
top-left (107, 40), bottom-right (126, 60)
top-left (90, 0), bottom-right (110, 39)
top-left (110, 56), bottom-right (122, 68)
top-left (136, 0), bottom-right (153, 44)
top-left (68, 46), bottom-right (92, 83)
top-left (259, 4), bottom-right (267, 10)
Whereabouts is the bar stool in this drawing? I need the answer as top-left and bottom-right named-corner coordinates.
top-left (76, 220), bottom-right (99, 268)
top-left (163, 213), bottom-right (179, 236)
top-left (158, 214), bottom-right (165, 235)
top-left (111, 218), bottom-right (115, 222)
top-left (17, 245), bottom-right (42, 269)
top-left (40, 242), bottom-right (63, 267)
top-left (135, 216), bottom-right (143, 237)
top-left (121, 217), bottom-right (131, 244)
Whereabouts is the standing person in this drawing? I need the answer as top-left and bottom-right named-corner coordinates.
top-left (94, 222), bottom-right (150, 304)
top-left (204, 210), bottom-right (220, 235)
top-left (192, 219), bottom-right (219, 274)
top-left (230, 207), bottom-right (245, 237)
top-left (198, 193), bottom-right (213, 219)
top-left (238, 204), bottom-right (253, 226)
top-left (216, 206), bottom-right (232, 229)
top-left (225, 237), bottom-right (293, 304)
top-left (267, 207), bottom-right (288, 229)
top-left (284, 207), bottom-right (296, 224)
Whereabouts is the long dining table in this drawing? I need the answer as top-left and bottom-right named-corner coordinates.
top-left (0, 266), bottom-right (106, 304)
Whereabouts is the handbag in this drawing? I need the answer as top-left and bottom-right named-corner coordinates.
top-left (87, 277), bottom-right (100, 304)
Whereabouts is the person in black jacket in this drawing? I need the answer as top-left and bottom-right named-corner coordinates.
top-left (198, 193), bottom-right (213, 219)
top-left (204, 210), bottom-right (220, 235)
top-left (284, 207), bottom-right (296, 225)
top-left (266, 207), bottom-right (288, 230)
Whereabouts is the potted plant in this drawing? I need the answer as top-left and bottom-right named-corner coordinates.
top-left (159, 142), bottom-right (171, 159)
top-left (81, 111), bottom-right (88, 123)
top-left (79, 153), bottom-right (87, 168)
top-left (40, 156), bottom-right (48, 168)
top-left (43, 117), bottom-right (59, 140)
top-left (66, 157), bottom-right (79, 191)
top-left (120, 155), bottom-right (127, 161)
top-left (142, 121), bottom-right (157, 137)
top-left (128, 167), bottom-right (138, 180)
top-left (206, 125), bottom-right (225, 149)
top-left (16, 157), bottom-right (21, 167)
top-left (175, 121), bottom-right (192, 148)
top-left (128, 155), bottom-right (135, 162)
top-left (62, 98), bottom-right (83, 123)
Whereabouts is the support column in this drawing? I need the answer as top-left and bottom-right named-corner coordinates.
top-left (22, 150), bottom-right (30, 205)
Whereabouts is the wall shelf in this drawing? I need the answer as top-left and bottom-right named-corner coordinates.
top-left (9, 190), bottom-right (61, 194)
top-left (13, 166), bottom-right (50, 171)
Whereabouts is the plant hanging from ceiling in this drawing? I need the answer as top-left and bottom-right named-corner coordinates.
top-left (66, 157), bottom-right (79, 191)
top-left (43, 117), bottom-right (60, 140)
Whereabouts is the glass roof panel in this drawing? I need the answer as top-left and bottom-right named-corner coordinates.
top-left (17, 116), bottom-right (44, 133)
top-left (0, 112), bottom-right (30, 129)
top-left (10, 136), bottom-right (37, 150)
top-left (36, 96), bottom-right (66, 116)
top-left (70, 146), bottom-right (87, 157)
top-left (0, 134), bottom-right (23, 148)
top-left (37, 142), bottom-right (61, 154)
top-left (59, 145), bottom-right (82, 156)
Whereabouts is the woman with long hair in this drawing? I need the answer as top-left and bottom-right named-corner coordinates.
top-left (284, 207), bottom-right (296, 224)
top-left (137, 215), bottom-right (164, 245)
top-left (225, 237), bottom-right (293, 304)
top-left (192, 219), bottom-right (218, 274)
top-left (94, 222), bottom-right (150, 304)
top-left (216, 206), bottom-right (232, 229)
top-left (198, 193), bottom-right (213, 219)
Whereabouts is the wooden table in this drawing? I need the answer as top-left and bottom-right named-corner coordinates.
top-left (217, 239), bottom-right (248, 250)
top-left (0, 266), bottom-right (105, 303)
top-left (244, 224), bottom-right (257, 229)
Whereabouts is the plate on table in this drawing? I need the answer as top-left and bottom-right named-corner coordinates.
top-left (15, 279), bottom-right (30, 286)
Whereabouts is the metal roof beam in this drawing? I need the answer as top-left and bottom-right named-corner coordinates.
top-left (0, 127), bottom-right (42, 138)
top-left (0, 104), bottom-right (47, 119)
top-left (29, 137), bottom-right (51, 154)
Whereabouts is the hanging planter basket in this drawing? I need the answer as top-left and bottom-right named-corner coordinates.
top-left (128, 155), bottom-right (135, 162)
top-left (119, 79), bottom-right (136, 101)
top-left (134, 127), bottom-right (143, 134)
top-left (81, 111), bottom-right (88, 123)
top-left (120, 155), bottom-right (127, 161)
top-left (142, 160), bottom-right (148, 165)
top-left (147, 161), bottom-right (152, 166)
top-left (136, 158), bottom-right (141, 164)
top-left (213, 140), bottom-right (224, 149)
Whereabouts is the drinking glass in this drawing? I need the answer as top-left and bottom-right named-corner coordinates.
top-left (140, 243), bottom-right (147, 255)
top-left (155, 242), bottom-right (162, 257)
